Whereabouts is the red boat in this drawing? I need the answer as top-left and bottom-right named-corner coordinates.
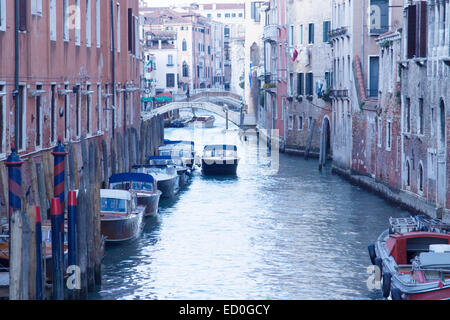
top-left (369, 216), bottom-right (450, 300)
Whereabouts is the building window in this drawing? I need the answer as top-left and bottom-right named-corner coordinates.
top-left (0, 0), bottom-right (6, 32)
top-left (31, 0), bottom-right (42, 15)
top-left (18, 0), bottom-right (27, 31)
top-left (377, 117), bottom-right (382, 148)
top-left (405, 98), bottom-right (411, 133)
top-left (35, 85), bottom-right (42, 148)
top-left (168, 55), bottom-right (174, 66)
top-left (308, 23), bottom-right (314, 44)
top-left (225, 13), bottom-right (230, 18)
top-left (97, 84), bottom-right (101, 132)
top-left (96, 0), bottom-right (100, 47)
top-left (418, 98), bottom-right (424, 135)
top-left (0, 84), bottom-right (5, 154)
top-left (182, 62), bottom-right (189, 77)
top-left (368, 56), bottom-right (379, 97)
top-left (298, 115), bottom-right (303, 131)
top-left (104, 84), bottom-right (109, 131)
top-left (288, 115), bottom-right (293, 130)
top-left (86, 0), bottom-right (92, 47)
top-left (76, 85), bottom-right (81, 137)
top-left (128, 8), bottom-right (136, 54)
top-left (224, 27), bottom-right (230, 38)
top-left (64, 84), bottom-right (69, 140)
top-left (369, 0), bottom-right (389, 34)
top-left (405, 159), bottom-right (411, 187)
top-left (305, 73), bottom-right (313, 96)
top-left (50, 85), bottom-right (57, 144)
top-left (323, 21), bottom-right (330, 42)
top-left (75, 0), bottom-right (81, 45)
top-left (440, 100), bottom-right (446, 144)
top-left (289, 73), bottom-right (294, 96)
top-left (217, 13), bottom-right (221, 18)
top-left (63, 0), bottom-right (69, 41)
top-left (116, 3), bottom-right (120, 52)
top-left (297, 73), bottom-right (304, 95)
top-left (418, 162), bottom-right (424, 193)
top-left (289, 25), bottom-right (294, 46)
top-left (299, 24), bottom-right (303, 44)
top-left (166, 74), bottom-right (175, 88)
top-left (49, 0), bottom-right (56, 40)
top-left (86, 84), bottom-right (92, 135)
top-left (18, 85), bottom-right (26, 151)
top-left (386, 120), bottom-right (392, 151)
top-left (182, 39), bottom-right (187, 51)
top-left (406, 2), bottom-right (427, 59)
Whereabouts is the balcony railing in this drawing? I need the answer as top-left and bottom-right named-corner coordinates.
top-left (330, 89), bottom-right (349, 98)
top-left (263, 24), bottom-right (278, 42)
top-left (263, 74), bottom-right (277, 90)
top-left (328, 27), bottom-right (348, 39)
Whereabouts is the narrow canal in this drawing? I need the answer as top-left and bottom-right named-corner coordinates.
top-left (91, 114), bottom-right (410, 300)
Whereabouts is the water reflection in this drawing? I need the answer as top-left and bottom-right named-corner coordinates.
top-left (90, 114), bottom-right (410, 300)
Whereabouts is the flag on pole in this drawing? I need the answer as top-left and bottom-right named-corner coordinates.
top-left (291, 48), bottom-right (299, 62)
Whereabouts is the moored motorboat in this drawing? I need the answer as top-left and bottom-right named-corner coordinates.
top-left (109, 173), bottom-right (162, 217)
top-left (161, 140), bottom-right (196, 169)
top-left (100, 189), bottom-right (145, 242)
top-left (149, 155), bottom-right (191, 187)
top-left (201, 144), bottom-right (240, 176)
top-left (188, 115), bottom-right (215, 128)
top-left (369, 216), bottom-right (450, 300)
top-left (133, 164), bottom-right (180, 199)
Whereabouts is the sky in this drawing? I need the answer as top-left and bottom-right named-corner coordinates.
top-left (143, 0), bottom-right (242, 8)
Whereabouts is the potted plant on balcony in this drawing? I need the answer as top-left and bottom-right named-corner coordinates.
top-left (296, 95), bottom-right (303, 102)
top-left (321, 87), bottom-right (332, 102)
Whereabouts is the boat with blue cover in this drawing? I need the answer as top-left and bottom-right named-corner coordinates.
top-left (161, 140), bottom-right (196, 169)
top-left (201, 145), bottom-right (239, 176)
top-left (109, 173), bottom-right (162, 217)
top-left (133, 163), bottom-right (180, 199)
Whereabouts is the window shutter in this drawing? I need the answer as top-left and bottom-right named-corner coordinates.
top-left (19, 0), bottom-right (27, 31)
top-left (407, 5), bottom-right (417, 59)
top-left (128, 8), bottom-right (133, 52)
top-left (417, 1), bottom-right (427, 58)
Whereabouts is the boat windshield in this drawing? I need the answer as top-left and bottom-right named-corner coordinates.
top-left (110, 182), bottom-right (131, 190)
top-left (204, 148), bottom-right (236, 158)
top-left (101, 198), bottom-right (127, 213)
top-left (131, 182), bottom-right (154, 192)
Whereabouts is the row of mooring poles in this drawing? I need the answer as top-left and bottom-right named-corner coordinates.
top-left (4, 137), bottom-right (82, 300)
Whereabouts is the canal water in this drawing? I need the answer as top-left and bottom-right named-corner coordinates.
top-left (91, 113), bottom-right (410, 300)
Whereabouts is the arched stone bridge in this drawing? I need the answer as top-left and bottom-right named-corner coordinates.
top-left (141, 101), bottom-right (243, 127)
top-left (142, 90), bottom-right (257, 127)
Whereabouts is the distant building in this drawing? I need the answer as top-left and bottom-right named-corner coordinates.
top-left (143, 30), bottom-right (179, 96)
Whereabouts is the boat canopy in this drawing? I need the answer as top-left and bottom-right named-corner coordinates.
top-left (164, 140), bottom-right (195, 148)
top-left (109, 172), bottom-right (154, 184)
top-left (149, 155), bottom-right (182, 161)
top-left (100, 189), bottom-right (131, 201)
top-left (203, 145), bottom-right (237, 151)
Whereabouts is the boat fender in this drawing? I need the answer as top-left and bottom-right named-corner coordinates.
top-left (368, 244), bottom-right (377, 265)
top-left (382, 272), bottom-right (391, 298)
top-left (375, 257), bottom-right (383, 275)
top-left (390, 288), bottom-right (403, 300)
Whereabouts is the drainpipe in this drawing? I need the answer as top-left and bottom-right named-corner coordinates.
top-left (14, 0), bottom-right (19, 148)
top-left (111, 0), bottom-right (116, 138)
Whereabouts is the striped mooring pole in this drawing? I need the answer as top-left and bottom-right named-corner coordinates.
top-left (50, 198), bottom-right (64, 300)
top-left (52, 138), bottom-right (67, 266)
top-left (35, 206), bottom-right (44, 300)
top-left (5, 143), bottom-right (23, 218)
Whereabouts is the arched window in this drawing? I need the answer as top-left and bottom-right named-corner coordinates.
top-left (405, 159), bottom-right (411, 187)
top-left (182, 39), bottom-right (187, 51)
top-left (182, 62), bottom-right (189, 77)
top-left (418, 162), bottom-right (424, 193)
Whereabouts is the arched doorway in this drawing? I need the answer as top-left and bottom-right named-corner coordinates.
top-left (319, 116), bottom-right (331, 171)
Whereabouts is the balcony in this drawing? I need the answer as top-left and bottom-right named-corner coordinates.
top-left (328, 27), bottom-right (348, 40)
top-left (263, 24), bottom-right (278, 42)
top-left (330, 89), bottom-right (349, 98)
top-left (263, 74), bottom-right (277, 92)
